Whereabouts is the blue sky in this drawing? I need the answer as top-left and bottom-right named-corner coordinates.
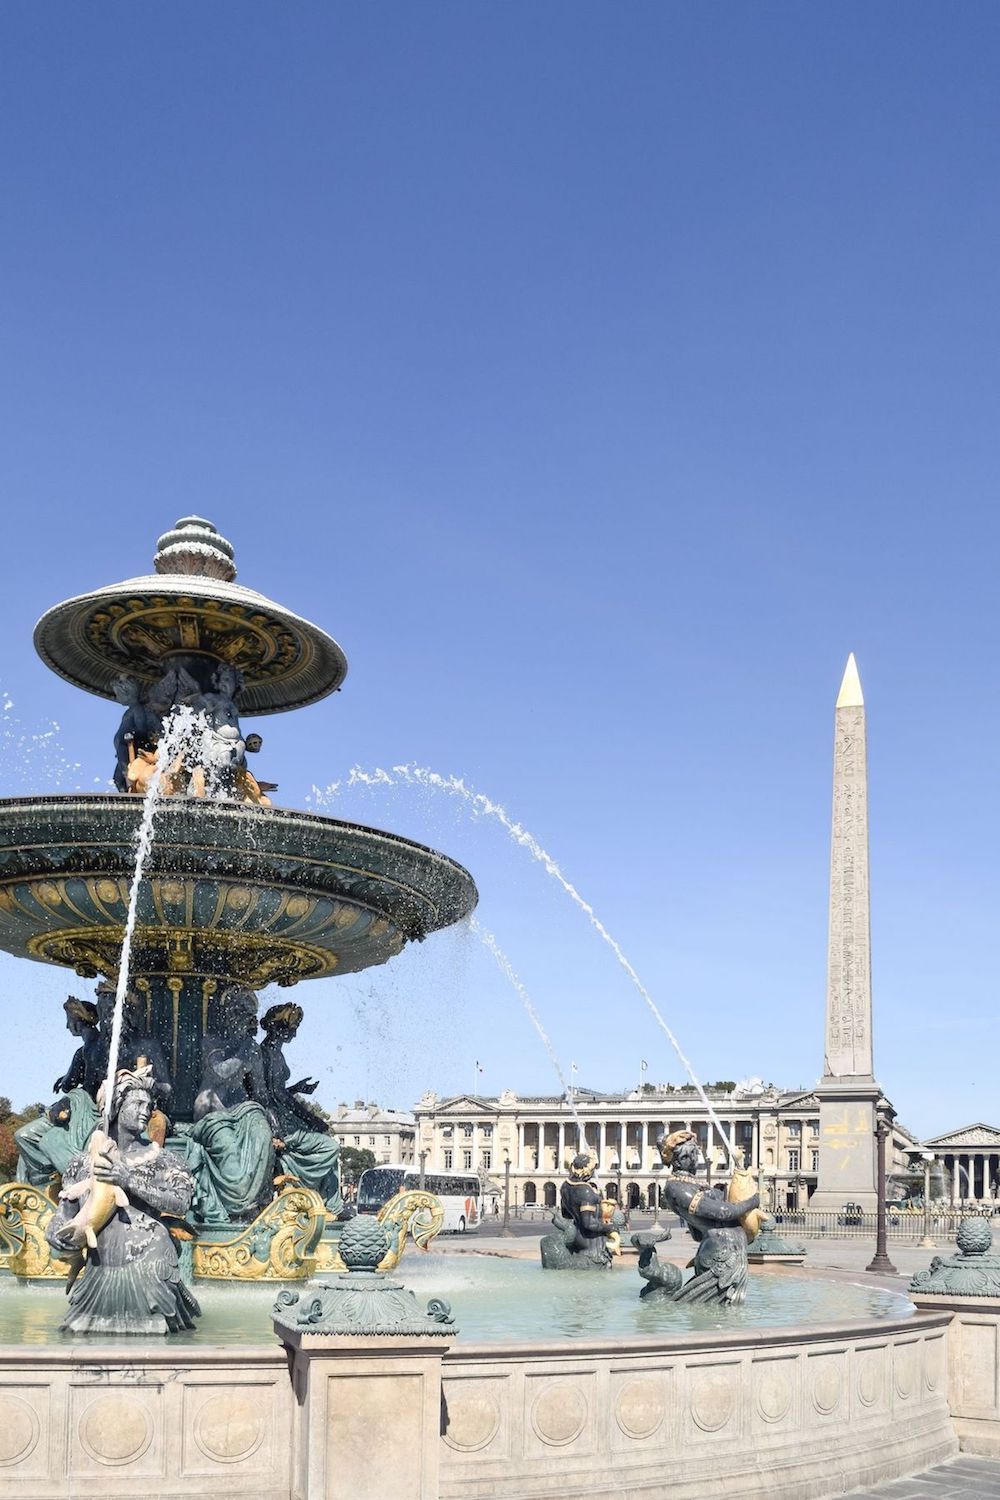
top-left (1, 4), bottom-right (998, 1136)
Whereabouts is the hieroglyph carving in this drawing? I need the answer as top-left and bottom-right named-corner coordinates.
top-left (824, 703), bottom-right (873, 1078)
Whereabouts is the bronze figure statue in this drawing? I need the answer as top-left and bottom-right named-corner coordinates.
top-left (632, 1130), bottom-right (759, 1305)
top-left (260, 1002), bottom-right (341, 1213)
top-left (540, 1151), bottom-right (625, 1270)
top-left (46, 1066), bottom-right (200, 1335)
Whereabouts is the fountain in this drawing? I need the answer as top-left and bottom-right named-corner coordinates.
top-left (0, 517), bottom-right (477, 1297)
top-left (0, 518), bottom-right (963, 1497)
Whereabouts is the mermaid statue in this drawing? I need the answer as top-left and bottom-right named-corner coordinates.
top-left (260, 1002), bottom-right (342, 1214)
top-left (46, 1066), bottom-right (200, 1335)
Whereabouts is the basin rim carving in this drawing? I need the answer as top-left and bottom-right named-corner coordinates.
top-left (0, 795), bottom-right (478, 983)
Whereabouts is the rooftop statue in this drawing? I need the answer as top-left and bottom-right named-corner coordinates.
top-left (632, 1131), bottom-right (760, 1305)
top-left (539, 1151), bottom-right (625, 1270)
top-left (46, 1066), bottom-right (200, 1335)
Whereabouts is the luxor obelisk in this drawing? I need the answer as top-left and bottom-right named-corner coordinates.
top-left (810, 654), bottom-right (882, 1211)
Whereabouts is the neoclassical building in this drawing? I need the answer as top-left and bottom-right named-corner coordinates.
top-left (329, 1100), bottom-right (416, 1165)
top-left (921, 1123), bottom-right (1000, 1204)
top-left (412, 1082), bottom-right (919, 1211)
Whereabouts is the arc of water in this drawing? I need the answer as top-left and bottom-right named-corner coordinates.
top-left (471, 917), bottom-right (584, 1142)
top-left (99, 709), bottom-right (193, 1132)
top-left (312, 764), bottom-right (737, 1167)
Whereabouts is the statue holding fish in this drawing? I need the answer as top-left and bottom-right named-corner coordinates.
top-left (46, 1066), bottom-right (201, 1335)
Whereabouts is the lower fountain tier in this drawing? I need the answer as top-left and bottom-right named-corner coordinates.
top-left (0, 795), bottom-right (477, 985)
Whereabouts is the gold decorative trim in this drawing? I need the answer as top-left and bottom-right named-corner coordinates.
top-left (24, 922), bottom-right (343, 986)
top-left (0, 1182), bottom-right (66, 1279)
top-left (312, 1190), bottom-right (446, 1275)
top-left (192, 1185), bottom-right (326, 1280)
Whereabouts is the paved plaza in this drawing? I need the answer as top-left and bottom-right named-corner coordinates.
top-left (845, 1456), bottom-right (1000, 1497)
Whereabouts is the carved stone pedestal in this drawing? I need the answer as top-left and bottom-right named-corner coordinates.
top-left (280, 1326), bottom-right (454, 1500)
top-left (272, 1215), bottom-right (456, 1500)
top-left (911, 1219), bottom-right (1000, 1455)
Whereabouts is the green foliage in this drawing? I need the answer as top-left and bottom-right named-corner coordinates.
top-left (708, 1081), bottom-right (737, 1093)
top-left (339, 1145), bottom-right (376, 1184)
top-left (640, 1082), bottom-right (656, 1094)
top-left (0, 1100), bottom-right (47, 1180)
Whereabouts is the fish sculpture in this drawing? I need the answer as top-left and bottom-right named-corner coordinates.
top-left (727, 1164), bottom-right (763, 1242)
top-left (53, 1130), bottom-right (129, 1290)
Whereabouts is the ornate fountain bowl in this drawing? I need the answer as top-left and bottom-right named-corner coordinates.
top-left (0, 795), bottom-right (477, 987)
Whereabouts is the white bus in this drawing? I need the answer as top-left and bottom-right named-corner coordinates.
top-left (356, 1164), bottom-right (482, 1233)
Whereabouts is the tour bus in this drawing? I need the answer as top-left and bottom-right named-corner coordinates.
top-left (356, 1164), bottom-right (482, 1233)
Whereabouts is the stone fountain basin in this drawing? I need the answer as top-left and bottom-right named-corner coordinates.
top-left (0, 1261), bottom-right (956, 1500)
top-left (0, 795), bottom-right (478, 985)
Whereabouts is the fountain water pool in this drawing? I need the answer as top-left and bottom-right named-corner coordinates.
top-left (0, 1253), bottom-right (914, 1347)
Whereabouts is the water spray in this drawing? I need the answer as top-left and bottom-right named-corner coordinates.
top-left (313, 763), bottom-right (738, 1167)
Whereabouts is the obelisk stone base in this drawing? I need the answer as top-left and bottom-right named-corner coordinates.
top-left (810, 1077), bottom-right (880, 1211)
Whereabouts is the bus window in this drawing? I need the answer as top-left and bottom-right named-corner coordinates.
top-left (357, 1165), bottom-right (406, 1214)
top-left (403, 1170), bottom-right (481, 1233)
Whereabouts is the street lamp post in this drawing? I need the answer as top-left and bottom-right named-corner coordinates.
top-left (418, 1148), bottom-right (428, 1190)
top-left (919, 1151), bottom-right (936, 1250)
top-left (866, 1105), bottom-right (898, 1275)
top-left (501, 1152), bottom-right (514, 1238)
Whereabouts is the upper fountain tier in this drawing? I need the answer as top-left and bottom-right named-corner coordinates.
top-left (33, 516), bottom-right (348, 714)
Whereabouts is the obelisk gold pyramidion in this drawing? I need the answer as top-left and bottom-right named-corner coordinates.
top-left (810, 653), bottom-right (882, 1211)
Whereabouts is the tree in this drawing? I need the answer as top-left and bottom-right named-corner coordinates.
top-left (640, 1082), bottom-right (656, 1095)
top-left (338, 1146), bottom-right (376, 1185)
top-left (0, 1097), bottom-right (12, 1122)
top-left (0, 1123), bottom-right (17, 1180)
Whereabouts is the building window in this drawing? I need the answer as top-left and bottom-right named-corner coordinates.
top-left (481, 1124), bottom-right (493, 1138)
top-left (807, 1119), bottom-right (819, 1135)
top-left (462, 1149), bottom-right (473, 1171)
top-left (443, 1149), bottom-right (453, 1170)
top-left (383, 1136), bottom-right (391, 1146)
top-left (368, 1136), bottom-right (375, 1147)
top-left (353, 1136), bottom-right (361, 1147)
top-left (481, 1150), bottom-right (492, 1170)
top-left (810, 1150), bottom-right (819, 1172)
top-left (462, 1124), bottom-right (473, 1138)
top-left (788, 1149), bottom-right (800, 1172)
top-left (786, 1121), bottom-right (801, 1139)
